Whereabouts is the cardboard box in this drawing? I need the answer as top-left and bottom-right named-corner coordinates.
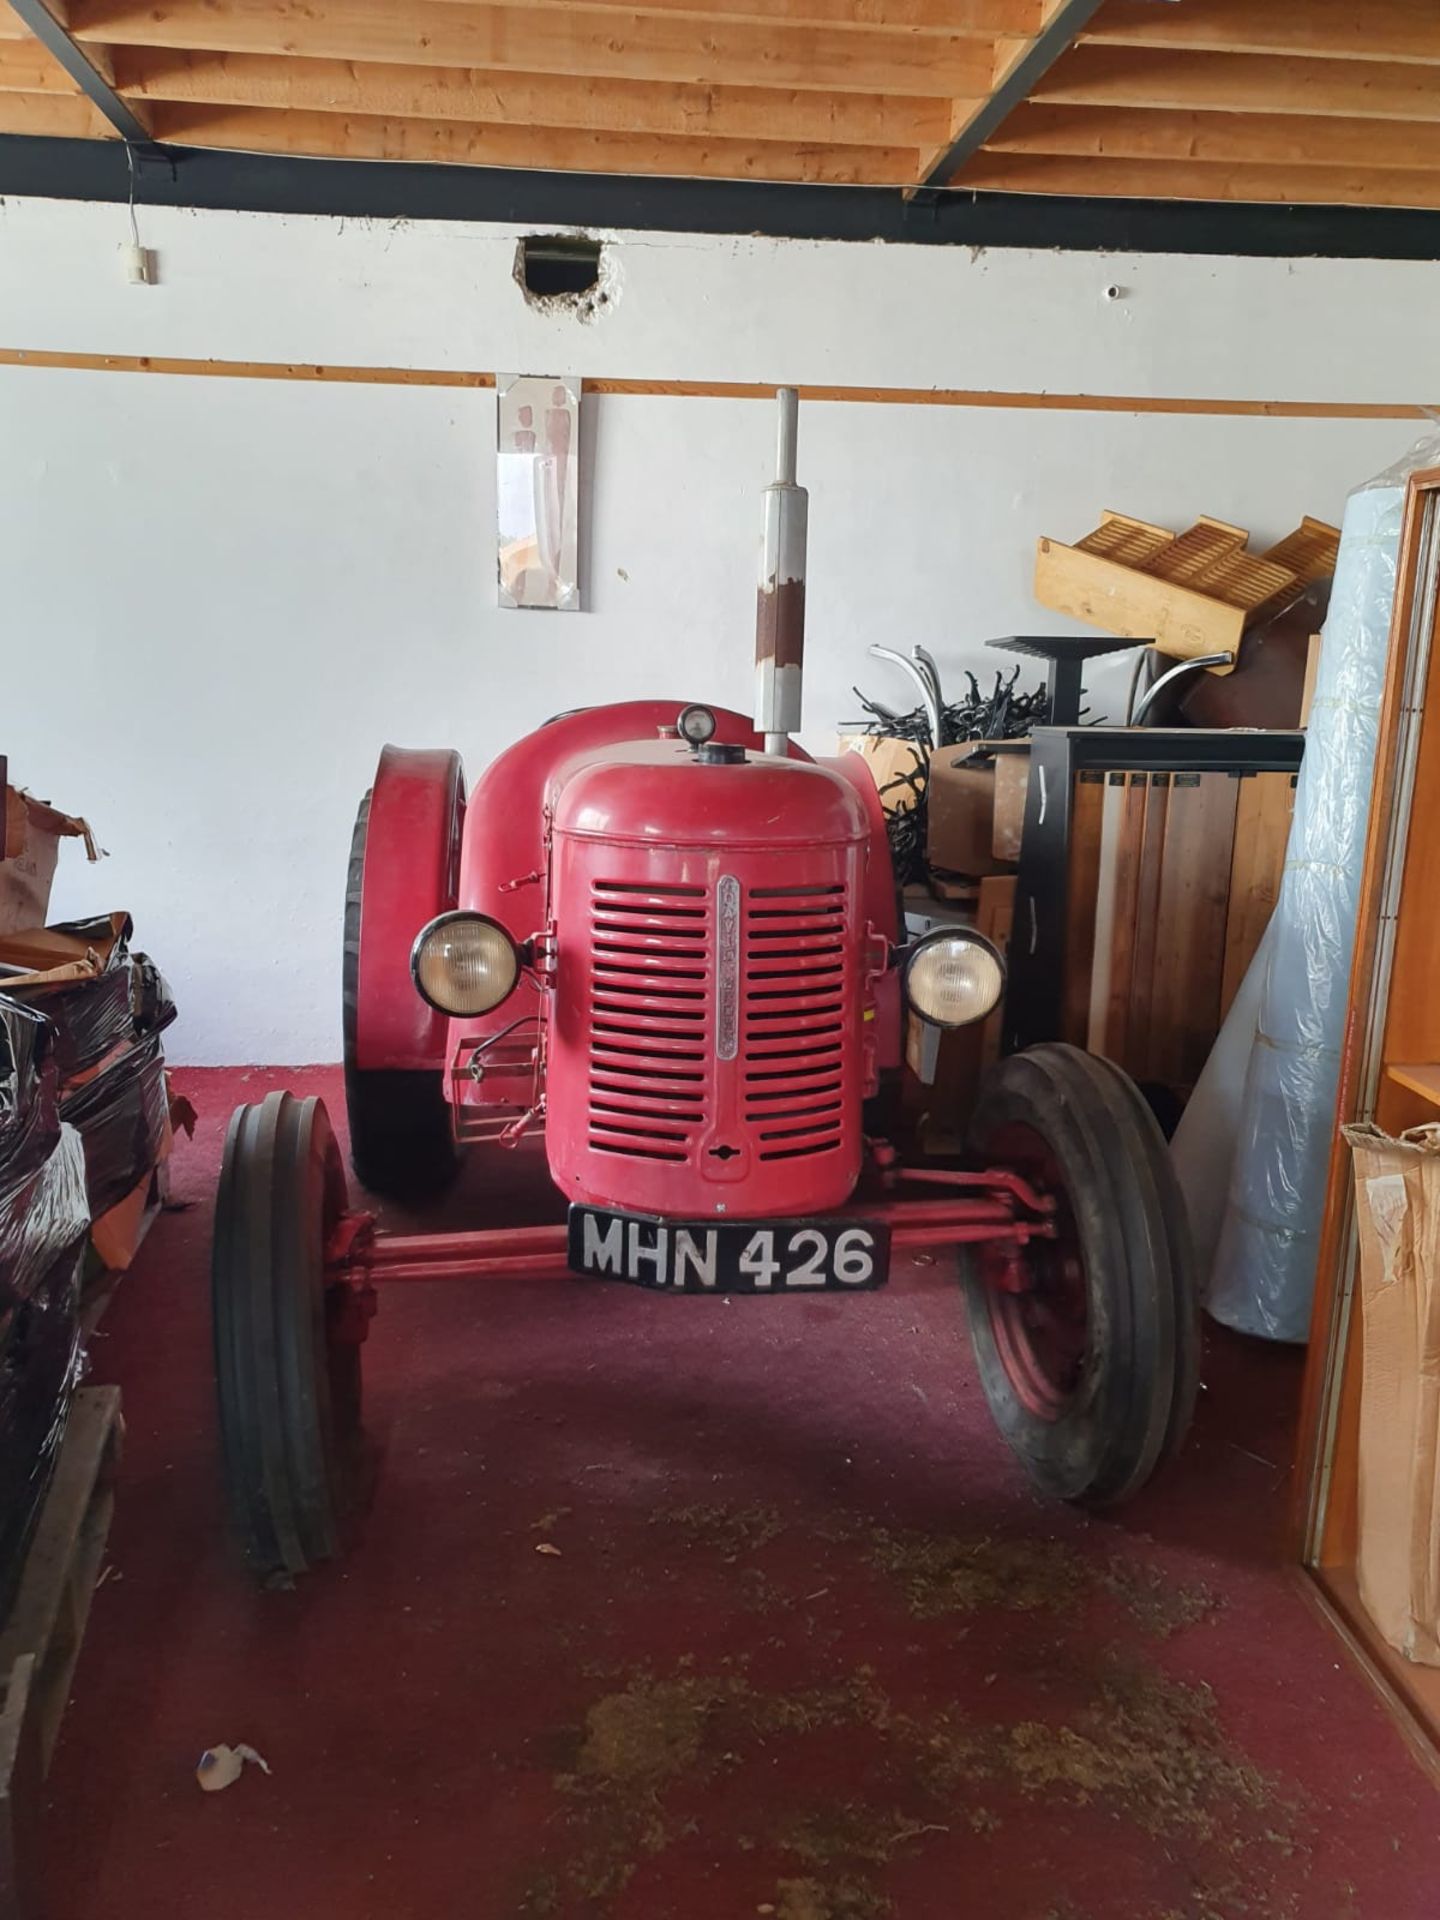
top-left (927, 744), bottom-right (1028, 877)
top-left (836, 733), bottom-right (926, 816)
top-left (1343, 1121), bottom-right (1440, 1666)
top-left (841, 735), bottom-right (1028, 875)
top-left (0, 789), bottom-right (98, 936)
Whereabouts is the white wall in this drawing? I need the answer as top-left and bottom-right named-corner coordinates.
top-left (2, 197), bottom-right (1435, 1063)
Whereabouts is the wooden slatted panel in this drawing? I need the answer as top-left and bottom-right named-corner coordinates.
top-left (1147, 770), bottom-right (1240, 1089)
top-left (1095, 772), bottom-right (1147, 1065)
top-left (1220, 771), bottom-right (1295, 1017)
top-left (1061, 768), bottom-right (1106, 1048)
top-left (1122, 773), bottom-right (1171, 1079)
top-left (1086, 769), bottom-right (1122, 1053)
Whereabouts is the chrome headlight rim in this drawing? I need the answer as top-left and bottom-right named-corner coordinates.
top-left (902, 927), bottom-right (1006, 1031)
top-left (410, 910), bottom-right (522, 1018)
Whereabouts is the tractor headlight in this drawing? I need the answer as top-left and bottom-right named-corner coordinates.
top-left (411, 913), bottom-right (521, 1017)
top-left (903, 929), bottom-right (1005, 1030)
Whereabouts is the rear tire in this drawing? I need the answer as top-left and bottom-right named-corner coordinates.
top-left (342, 791), bottom-right (458, 1202)
top-left (212, 1092), bottom-right (363, 1580)
top-left (960, 1043), bottom-right (1199, 1508)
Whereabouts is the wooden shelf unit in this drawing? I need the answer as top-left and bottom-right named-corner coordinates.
top-left (1296, 466), bottom-right (1440, 1782)
top-left (1385, 1062), bottom-right (1440, 1108)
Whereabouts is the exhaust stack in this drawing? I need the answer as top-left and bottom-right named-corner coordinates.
top-left (754, 387), bottom-right (808, 756)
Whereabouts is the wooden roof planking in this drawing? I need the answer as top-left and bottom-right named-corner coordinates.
top-left (0, 0), bottom-right (1438, 204)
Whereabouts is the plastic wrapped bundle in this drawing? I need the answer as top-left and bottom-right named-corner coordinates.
top-left (1208, 433), bottom-right (1440, 1340)
top-left (0, 997), bottom-right (90, 1613)
top-left (61, 1031), bottom-right (169, 1220)
top-left (9, 964), bottom-right (132, 1083)
top-left (0, 913), bottom-right (175, 1083)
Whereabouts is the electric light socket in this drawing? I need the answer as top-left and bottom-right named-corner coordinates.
top-left (122, 243), bottom-right (157, 286)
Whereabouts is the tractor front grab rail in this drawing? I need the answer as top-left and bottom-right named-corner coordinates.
top-left (324, 1185), bottom-right (1056, 1290)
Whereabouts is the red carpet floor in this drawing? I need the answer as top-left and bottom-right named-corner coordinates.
top-left (36, 1067), bottom-right (1440, 1920)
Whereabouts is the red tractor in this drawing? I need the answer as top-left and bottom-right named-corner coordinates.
top-left (212, 394), bottom-right (1197, 1581)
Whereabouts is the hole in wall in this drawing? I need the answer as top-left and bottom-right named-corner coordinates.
top-left (514, 235), bottom-right (616, 322)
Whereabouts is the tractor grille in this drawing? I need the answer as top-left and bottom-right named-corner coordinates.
top-left (587, 881), bottom-right (710, 1164)
top-left (585, 876), bottom-right (849, 1169)
top-left (742, 884), bottom-right (847, 1162)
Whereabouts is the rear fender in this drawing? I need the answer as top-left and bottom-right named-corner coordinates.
top-left (353, 745), bottom-right (466, 1072)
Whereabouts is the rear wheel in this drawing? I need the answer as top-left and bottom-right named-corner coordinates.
top-left (960, 1043), bottom-right (1199, 1507)
top-left (342, 791), bottom-right (458, 1202)
top-left (212, 1091), bottom-right (367, 1580)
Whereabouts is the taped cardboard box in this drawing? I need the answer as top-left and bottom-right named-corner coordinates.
top-left (1342, 1121), bottom-right (1440, 1666)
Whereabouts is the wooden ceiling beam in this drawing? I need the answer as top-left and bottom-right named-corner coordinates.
top-left (1034, 46), bottom-right (1440, 124)
top-left (144, 99), bottom-right (920, 182)
top-left (418, 0), bottom-right (1041, 32)
top-left (0, 38), bottom-right (78, 89)
top-left (0, 87), bottom-right (111, 133)
top-left (956, 150), bottom-right (1440, 209)
top-left (68, 0), bottom-right (995, 98)
top-left (4, 0), bottom-right (152, 138)
top-left (1083, 0), bottom-right (1440, 69)
top-left (919, 0), bottom-right (1103, 185)
top-left (990, 103), bottom-right (1440, 172)
top-left (113, 48), bottom-right (952, 147)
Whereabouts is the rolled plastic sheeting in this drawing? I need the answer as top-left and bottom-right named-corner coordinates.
top-left (1208, 431), bottom-right (1440, 1341)
top-left (1170, 920), bottom-right (1273, 1291)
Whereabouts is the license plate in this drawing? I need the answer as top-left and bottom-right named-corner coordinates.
top-left (567, 1207), bottom-right (889, 1294)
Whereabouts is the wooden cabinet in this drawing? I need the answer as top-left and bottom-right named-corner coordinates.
top-left (1297, 466), bottom-right (1440, 1781)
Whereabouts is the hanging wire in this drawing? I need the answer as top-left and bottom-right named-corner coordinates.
top-left (125, 140), bottom-right (142, 251)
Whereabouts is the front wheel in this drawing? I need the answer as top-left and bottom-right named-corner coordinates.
top-left (960, 1043), bottom-right (1199, 1508)
top-left (212, 1091), bottom-right (367, 1580)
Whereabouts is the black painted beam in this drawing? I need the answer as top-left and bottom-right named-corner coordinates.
top-left (3, 0), bottom-right (152, 145)
top-left (923, 0), bottom-right (1105, 189)
top-left (3, 134), bottom-right (1440, 261)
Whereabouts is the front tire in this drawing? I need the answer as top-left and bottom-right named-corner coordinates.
top-left (960, 1043), bottom-right (1199, 1508)
top-left (212, 1091), bottom-right (364, 1580)
top-left (342, 791), bottom-right (458, 1202)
